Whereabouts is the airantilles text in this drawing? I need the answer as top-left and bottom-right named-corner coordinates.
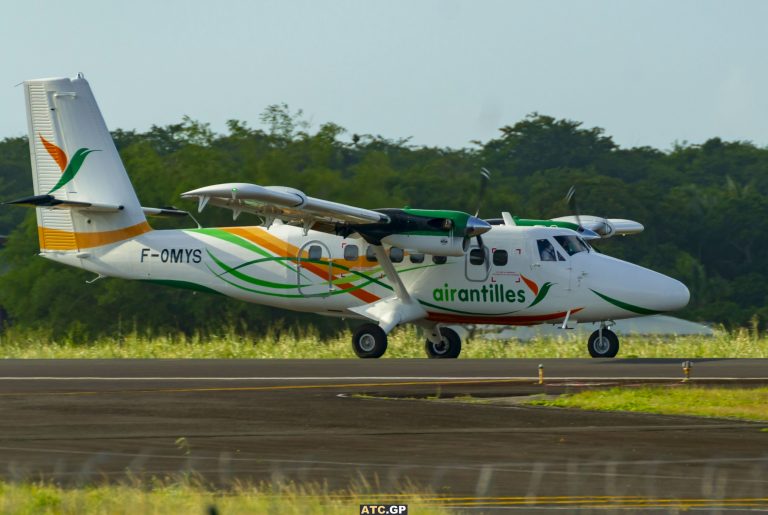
top-left (433, 283), bottom-right (526, 303)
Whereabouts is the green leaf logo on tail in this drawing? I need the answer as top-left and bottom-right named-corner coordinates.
top-left (40, 135), bottom-right (99, 194)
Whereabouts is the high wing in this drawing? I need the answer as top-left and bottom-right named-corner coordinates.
top-left (181, 183), bottom-right (389, 226)
top-left (181, 181), bottom-right (492, 333)
top-left (550, 215), bottom-right (644, 238)
top-left (181, 182), bottom-right (491, 256)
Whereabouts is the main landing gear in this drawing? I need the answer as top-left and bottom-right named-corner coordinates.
top-left (351, 324), bottom-right (463, 359)
top-left (351, 323), bottom-right (388, 358)
top-left (587, 327), bottom-right (620, 358)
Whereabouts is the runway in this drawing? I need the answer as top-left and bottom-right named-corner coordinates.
top-left (1, 359), bottom-right (767, 512)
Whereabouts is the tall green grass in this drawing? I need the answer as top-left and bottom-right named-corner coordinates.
top-left (0, 480), bottom-right (449, 515)
top-left (0, 325), bottom-right (765, 359)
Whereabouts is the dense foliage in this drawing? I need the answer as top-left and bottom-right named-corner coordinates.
top-left (1, 109), bottom-right (766, 337)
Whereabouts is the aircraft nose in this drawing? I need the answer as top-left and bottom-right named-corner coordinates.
top-left (629, 271), bottom-right (690, 313)
top-left (662, 277), bottom-right (690, 311)
top-left (630, 270), bottom-right (690, 313)
top-left (588, 257), bottom-right (690, 315)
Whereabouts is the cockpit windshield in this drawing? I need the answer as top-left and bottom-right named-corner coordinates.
top-left (554, 235), bottom-right (589, 256)
top-left (537, 239), bottom-right (565, 261)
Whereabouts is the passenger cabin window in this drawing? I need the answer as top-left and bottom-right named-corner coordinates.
top-left (554, 235), bottom-right (589, 256)
top-left (343, 244), bottom-right (359, 261)
top-left (389, 247), bottom-right (404, 263)
top-left (492, 249), bottom-right (508, 266)
top-left (432, 255), bottom-right (447, 265)
top-left (365, 246), bottom-right (378, 262)
top-left (308, 245), bottom-right (322, 261)
top-left (409, 253), bottom-right (425, 264)
top-left (537, 239), bottom-right (565, 262)
top-left (469, 248), bottom-right (485, 265)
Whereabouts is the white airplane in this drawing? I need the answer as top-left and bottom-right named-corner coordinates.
top-left (5, 75), bottom-right (690, 358)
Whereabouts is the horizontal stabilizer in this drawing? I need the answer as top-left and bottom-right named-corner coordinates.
top-left (141, 206), bottom-right (190, 218)
top-left (4, 194), bottom-right (123, 213)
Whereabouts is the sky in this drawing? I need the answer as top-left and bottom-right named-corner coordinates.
top-left (1, 0), bottom-right (767, 150)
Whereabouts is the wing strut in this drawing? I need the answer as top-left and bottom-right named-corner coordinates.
top-left (348, 245), bottom-right (426, 333)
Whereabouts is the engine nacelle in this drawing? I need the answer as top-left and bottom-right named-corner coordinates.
top-left (380, 234), bottom-right (469, 256)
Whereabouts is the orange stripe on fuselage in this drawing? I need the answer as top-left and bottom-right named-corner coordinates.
top-left (221, 227), bottom-right (381, 303)
top-left (38, 221), bottom-right (152, 251)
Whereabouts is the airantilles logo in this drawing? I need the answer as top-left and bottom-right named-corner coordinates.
top-left (40, 135), bottom-right (99, 194)
top-left (432, 274), bottom-right (554, 307)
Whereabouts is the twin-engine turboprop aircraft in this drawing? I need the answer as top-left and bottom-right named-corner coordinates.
top-left (5, 75), bottom-right (690, 358)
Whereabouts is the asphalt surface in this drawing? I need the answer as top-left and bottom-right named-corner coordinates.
top-left (1, 359), bottom-right (767, 512)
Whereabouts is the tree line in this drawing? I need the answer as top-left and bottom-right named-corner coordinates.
top-left (1, 108), bottom-right (767, 338)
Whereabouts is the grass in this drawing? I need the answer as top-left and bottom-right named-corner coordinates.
top-left (529, 386), bottom-right (768, 422)
top-left (0, 325), bottom-right (766, 359)
top-left (0, 480), bottom-right (450, 515)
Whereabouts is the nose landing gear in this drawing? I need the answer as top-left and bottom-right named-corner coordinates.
top-left (424, 326), bottom-right (462, 359)
top-left (587, 325), bottom-right (620, 358)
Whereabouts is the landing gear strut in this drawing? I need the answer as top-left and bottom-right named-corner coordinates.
top-left (587, 327), bottom-right (620, 358)
top-left (351, 323), bottom-right (388, 358)
top-left (424, 327), bottom-right (462, 359)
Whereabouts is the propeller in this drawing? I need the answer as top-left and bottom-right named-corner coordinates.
top-left (565, 185), bottom-right (581, 228)
top-left (564, 185), bottom-right (600, 239)
top-left (474, 168), bottom-right (491, 217)
top-left (470, 168), bottom-right (492, 257)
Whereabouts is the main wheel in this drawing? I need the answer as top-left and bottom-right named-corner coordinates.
top-left (425, 327), bottom-right (462, 359)
top-left (587, 329), bottom-right (620, 358)
top-left (352, 323), bottom-right (388, 358)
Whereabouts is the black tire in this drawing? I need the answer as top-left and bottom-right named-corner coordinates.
top-left (425, 327), bottom-right (462, 359)
top-left (352, 323), bottom-right (388, 358)
top-left (587, 329), bottom-right (620, 358)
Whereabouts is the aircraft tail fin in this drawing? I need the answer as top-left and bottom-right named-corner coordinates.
top-left (22, 74), bottom-right (149, 252)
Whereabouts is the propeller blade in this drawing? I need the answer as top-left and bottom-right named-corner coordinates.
top-left (474, 168), bottom-right (492, 217)
top-left (565, 185), bottom-right (583, 230)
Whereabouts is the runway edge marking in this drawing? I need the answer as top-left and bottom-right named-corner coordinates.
top-left (0, 376), bottom-right (765, 381)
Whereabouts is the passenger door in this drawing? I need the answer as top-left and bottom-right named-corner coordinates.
top-left (465, 245), bottom-right (490, 282)
top-left (296, 241), bottom-right (333, 297)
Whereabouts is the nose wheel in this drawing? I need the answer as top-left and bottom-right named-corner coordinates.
top-left (425, 327), bottom-right (462, 359)
top-left (587, 328), bottom-right (619, 358)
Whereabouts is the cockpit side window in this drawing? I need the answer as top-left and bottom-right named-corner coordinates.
top-left (554, 235), bottom-right (589, 256)
top-left (537, 239), bottom-right (556, 261)
top-left (537, 239), bottom-right (566, 262)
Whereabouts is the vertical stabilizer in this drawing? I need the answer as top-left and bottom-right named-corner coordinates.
top-left (24, 75), bottom-right (149, 252)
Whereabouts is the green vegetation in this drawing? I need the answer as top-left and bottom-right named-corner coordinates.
top-left (0, 326), bottom-right (766, 359)
top-left (530, 386), bottom-right (768, 422)
top-left (2, 110), bottom-right (768, 338)
top-left (0, 480), bottom-right (449, 515)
